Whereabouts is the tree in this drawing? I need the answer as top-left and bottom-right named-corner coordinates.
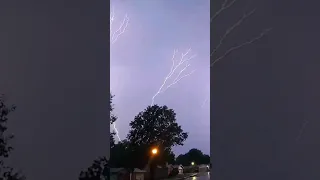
top-left (165, 151), bottom-right (176, 165)
top-left (110, 93), bottom-right (117, 149)
top-left (78, 157), bottom-right (109, 180)
top-left (109, 140), bottom-right (132, 168)
top-left (126, 105), bottom-right (188, 168)
top-left (109, 93), bottom-right (117, 125)
top-left (176, 148), bottom-right (210, 166)
top-left (127, 105), bottom-right (188, 147)
top-left (0, 95), bottom-right (26, 180)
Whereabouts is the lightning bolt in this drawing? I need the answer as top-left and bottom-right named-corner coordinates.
top-left (110, 5), bottom-right (130, 142)
top-left (110, 6), bottom-right (129, 44)
top-left (151, 48), bottom-right (197, 106)
top-left (112, 122), bottom-right (121, 142)
top-left (201, 0), bottom-right (272, 108)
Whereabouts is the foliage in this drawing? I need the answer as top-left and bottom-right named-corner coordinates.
top-left (0, 95), bottom-right (26, 180)
top-left (78, 157), bottom-right (109, 180)
top-left (110, 93), bottom-right (117, 149)
top-left (109, 93), bottom-right (117, 125)
top-left (110, 131), bottom-right (116, 149)
top-left (109, 140), bottom-right (132, 168)
top-left (175, 148), bottom-right (210, 166)
top-left (165, 151), bottom-right (175, 165)
top-left (127, 105), bottom-right (188, 148)
top-left (81, 103), bottom-right (189, 177)
top-left (125, 105), bottom-right (188, 168)
top-left (110, 140), bottom-right (149, 169)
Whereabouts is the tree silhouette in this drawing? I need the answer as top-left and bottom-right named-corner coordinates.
top-left (126, 105), bottom-right (188, 168)
top-left (176, 148), bottom-right (210, 166)
top-left (78, 157), bottom-right (109, 180)
top-left (127, 105), bottom-right (188, 148)
top-left (109, 93), bottom-right (117, 125)
top-left (165, 151), bottom-right (176, 165)
top-left (109, 139), bottom-right (137, 171)
top-left (109, 93), bottom-right (117, 148)
top-left (0, 95), bottom-right (26, 180)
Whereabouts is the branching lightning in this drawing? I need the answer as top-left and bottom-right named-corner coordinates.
top-left (211, 0), bottom-right (237, 23)
top-left (210, 0), bottom-right (272, 66)
top-left (201, 0), bottom-right (272, 108)
top-left (110, 6), bottom-right (129, 44)
top-left (210, 28), bottom-right (272, 67)
top-left (151, 49), bottom-right (197, 106)
top-left (110, 5), bottom-right (129, 142)
top-left (111, 122), bottom-right (121, 142)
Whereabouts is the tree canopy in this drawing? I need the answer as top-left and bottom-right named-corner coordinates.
top-left (176, 148), bottom-right (210, 166)
top-left (81, 102), bottom-right (190, 176)
top-left (0, 95), bottom-right (26, 180)
top-left (109, 140), bottom-right (133, 168)
top-left (121, 105), bottom-right (188, 168)
top-left (127, 105), bottom-right (188, 148)
top-left (78, 157), bottom-right (109, 180)
top-left (110, 93), bottom-right (117, 148)
top-left (109, 93), bottom-right (117, 125)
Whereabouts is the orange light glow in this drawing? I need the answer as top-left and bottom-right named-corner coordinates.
top-left (151, 148), bottom-right (158, 155)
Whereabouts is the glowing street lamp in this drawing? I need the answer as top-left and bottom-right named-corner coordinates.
top-left (150, 148), bottom-right (158, 180)
top-left (151, 148), bottom-right (158, 155)
top-left (191, 162), bottom-right (195, 166)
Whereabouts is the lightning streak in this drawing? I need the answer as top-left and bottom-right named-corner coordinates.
top-left (201, 0), bottom-right (272, 108)
top-left (211, 0), bottom-right (237, 22)
top-left (151, 49), bottom-right (197, 106)
top-left (112, 123), bottom-right (121, 141)
top-left (110, 5), bottom-right (130, 141)
top-left (110, 6), bottom-right (129, 44)
top-left (210, 28), bottom-right (272, 67)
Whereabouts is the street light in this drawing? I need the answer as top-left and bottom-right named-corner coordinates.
top-left (150, 148), bottom-right (158, 180)
top-left (191, 162), bottom-right (195, 166)
top-left (151, 148), bottom-right (158, 155)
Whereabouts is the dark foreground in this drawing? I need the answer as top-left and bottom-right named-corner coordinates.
top-left (185, 172), bottom-right (210, 180)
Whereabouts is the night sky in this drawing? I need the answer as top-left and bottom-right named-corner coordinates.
top-left (110, 0), bottom-right (210, 155)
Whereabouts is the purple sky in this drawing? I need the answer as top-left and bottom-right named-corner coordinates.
top-left (110, 0), bottom-right (210, 155)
